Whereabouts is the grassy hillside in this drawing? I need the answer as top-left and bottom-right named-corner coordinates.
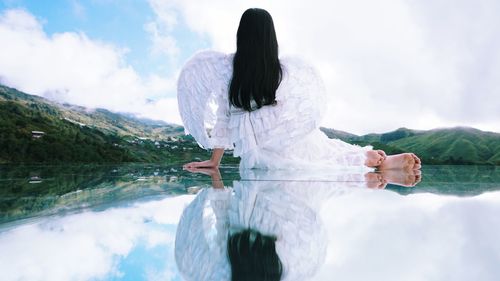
top-left (0, 85), bottom-right (228, 164)
top-left (322, 127), bottom-right (500, 165)
top-left (1, 85), bottom-right (183, 139)
top-left (389, 127), bottom-right (500, 165)
top-left (0, 100), bottom-right (132, 163)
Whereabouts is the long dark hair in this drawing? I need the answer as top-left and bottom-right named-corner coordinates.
top-left (229, 8), bottom-right (283, 111)
top-left (228, 229), bottom-right (283, 281)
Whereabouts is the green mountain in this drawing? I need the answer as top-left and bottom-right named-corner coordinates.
top-left (0, 84), bottom-right (218, 164)
top-left (319, 128), bottom-right (358, 142)
top-left (1, 85), bottom-right (183, 138)
top-left (1, 84), bottom-right (497, 165)
top-left (321, 127), bottom-right (500, 165)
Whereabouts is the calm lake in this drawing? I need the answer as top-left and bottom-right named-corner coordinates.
top-left (0, 164), bottom-right (499, 281)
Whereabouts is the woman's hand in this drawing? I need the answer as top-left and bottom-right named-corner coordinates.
top-left (183, 148), bottom-right (225, 170)
top-left (184, 166), bottom-right (219, 176)
top-left (183, 159), bottom-right (219, 169)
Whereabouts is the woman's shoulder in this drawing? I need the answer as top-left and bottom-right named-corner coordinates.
top-left (279, 54), bottom-right (310, 65)
top-left (184, 49), bottom-right (231, 60)
top-left (179, 50), bottom-right (234, 81)
top-left (276, 54), bottom-right (325, 95)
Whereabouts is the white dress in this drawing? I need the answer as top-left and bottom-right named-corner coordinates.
top-left (177, 50), bottom-right (372, 170)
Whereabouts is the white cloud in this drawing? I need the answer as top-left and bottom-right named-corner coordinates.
top-left (0, 195), bottom-right (194, 281)
top-left (145, 21), bottom-right (179, 59)
top-left (149, 0), bottom-right (500, 134)
top-left (0, 9), bottom-right (180, 124)
top-left (316, 190), bottom-right (500, 281)
top-left (145, 0), bottom-right (180, 61)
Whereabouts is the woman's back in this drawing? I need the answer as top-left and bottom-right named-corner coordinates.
top-left (177, 50), bottom-right (343, 169)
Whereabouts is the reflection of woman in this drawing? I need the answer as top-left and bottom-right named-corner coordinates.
top-left (178, 8), bottom-right (421, 171)
top-left (174, 168), bottom-right (383, 281)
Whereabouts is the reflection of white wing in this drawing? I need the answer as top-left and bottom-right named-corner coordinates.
top-left (177, 50), bottom-right (232, 149)
top-left (175, 189), bottom-right (232, 281)
top-left (228, 181), bottom-right (328, 281)
top-left (175, 183), bottom-right (329, 281)
top-left (175, 167), bottom-right (370, 281)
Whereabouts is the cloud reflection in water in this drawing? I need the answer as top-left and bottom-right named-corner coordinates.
top-left (0, 168), bottom-right (499, 281)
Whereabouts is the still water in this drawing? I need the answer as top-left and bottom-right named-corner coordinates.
top-left (0, 164), bottom-right (499, 281)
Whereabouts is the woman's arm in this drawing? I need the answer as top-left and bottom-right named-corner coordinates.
top-left (183, 148), bottom-right (224, 169)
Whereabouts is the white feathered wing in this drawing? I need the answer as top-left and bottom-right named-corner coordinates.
top-left (177, 50), bottom-right (327, 153)
top-left (177, 50), bottom-right (233, 149)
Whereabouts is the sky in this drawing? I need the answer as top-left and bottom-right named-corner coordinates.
top-left (0, 0), bottom-right (499, 134)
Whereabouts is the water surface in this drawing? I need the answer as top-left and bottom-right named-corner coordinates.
top-left (0, 164), bottom-right (499, 281)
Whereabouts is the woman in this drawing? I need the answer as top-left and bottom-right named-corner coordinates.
top-left (178, 8), bottom-right (421, 171)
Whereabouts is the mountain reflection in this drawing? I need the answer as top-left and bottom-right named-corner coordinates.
top-left (2, 164), bottom-right (499, 223)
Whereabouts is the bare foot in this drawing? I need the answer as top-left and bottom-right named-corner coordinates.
top-left (378, 153), bottom-right (421, 170)
top-left (379, 169), bottom-right (422, 187)
top-left (365, 150), bottom-right (385, 167)
top-left (376, 150), bottom-right (387, 160)
top-left (364, 172), bottom-right (388, 189)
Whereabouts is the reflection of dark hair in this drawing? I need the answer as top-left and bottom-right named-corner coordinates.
top-left (228, 229), bottom-right (283, 281)
top-left (229, 8), bottom-right (283, 112)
